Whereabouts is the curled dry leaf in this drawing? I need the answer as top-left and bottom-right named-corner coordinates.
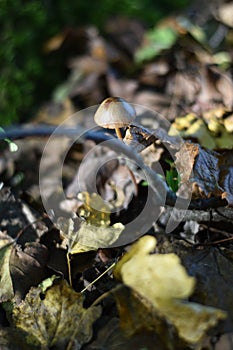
top-left (175, 141), bottom-right (233, 205)
top-left (13, 279), bottom-right (101, 350)
top-left (0, 232), bottom-right (15, 302)
top-left (10, 242), bottom-right (49, 301)
top-left (114, 235), bottom-right (226, 344)
top-left (0, 231), bottom-right (49, 303)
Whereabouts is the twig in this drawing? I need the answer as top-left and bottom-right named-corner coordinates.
top-left (0, 124), bottom-right (228, 211)
top-left (81, 262), bottom-right (116, 293)
top-left (164, 207), bottom-right (233, 223)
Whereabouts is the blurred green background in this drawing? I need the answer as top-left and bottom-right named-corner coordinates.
top-left (1, 0), bottom-right (190, 125)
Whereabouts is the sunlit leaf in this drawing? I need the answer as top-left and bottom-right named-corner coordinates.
top-left (59, 217), bottom-right (124, 254)
top-left (169, 111), bottom-right (233, 149)
top-left (174, 141), bottom-right (233, 205)
top-left (77, 192), bottom-right (112, 227)
top-left (114, 236), bottom-right (226, 344)
top-left (72, 222), bottom-right (124, 253)
top-left (115, 236), bottom-right (195, 301)
top-left (13, 279), bottom-right (101, 349)
top-left (59, 192), bottom-right (124, 254)
top-left (169, 114), bottom-right (216, 149)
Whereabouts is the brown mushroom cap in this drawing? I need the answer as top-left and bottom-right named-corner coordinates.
top-left (94, 97), bottom-right (136, 129)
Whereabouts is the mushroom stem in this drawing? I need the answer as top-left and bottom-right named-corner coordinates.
top-left (115, 127), bottom-right (123, 140)
top-left (128, 167), bottom-right (138, 196)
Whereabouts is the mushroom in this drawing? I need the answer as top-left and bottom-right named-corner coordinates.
top-left (94, 97), bottom-right (138, 195)
top-left (94, 97), bottom-right (136, 140)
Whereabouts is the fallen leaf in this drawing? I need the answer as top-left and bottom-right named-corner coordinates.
top-left (77, 192), bottom-right (112, 226)
top-left (0, 232), bottom-right (15, 302)
top-left (113, 286), bottom-right (177, 349)
top-left (85, 304), bottom-right (169, 350)
top-left (169, 110), bottom-right (233, 149)
top-left (174, 141), bottom-right (199, 185)
top-left (114, 236), bottom-right (195, 301)
top-left (175, 141), bottom-right (233, 205)
top-left (74, 222), bottom-right (124, 252)
top-left (178, 245), bottom-right (233, 333)
top-left (158, 299), bottom-right (226, 344)
top-left (114, 236), bottom-right (226, 344)
top-left (13, 279), bottom-right (101, 349)
top-left (169, 114), bottom-right (216, 149)
top-left (59, 215), bottom-right (124, 254)
top-left (10, 242), bottom-right (49, 301)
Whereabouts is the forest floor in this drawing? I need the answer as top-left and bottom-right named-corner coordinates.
top-left (1, 4), bottom-right (233, 350)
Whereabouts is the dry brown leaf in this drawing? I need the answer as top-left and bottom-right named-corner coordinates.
top-left (0, 232), bottom-right (15, 302)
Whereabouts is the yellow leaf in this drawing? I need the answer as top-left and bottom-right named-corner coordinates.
top-left (158, 299), bottom-right (226, 344)
top-left (59, 217), bottom-right (124, 254)
top-left (77, 192), bottom-right (112, 227)
top-left (71, 222), bottom-right (124, 253)
top-left (115, 236), bottom-right (195, 302)
top-left (169, 114), bottom-right (216, 149)
top-left (114, 236), bottom-right (226, 344)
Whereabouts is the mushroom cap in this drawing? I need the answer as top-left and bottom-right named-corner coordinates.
top-left (94, 97), bottom-right (136, 129)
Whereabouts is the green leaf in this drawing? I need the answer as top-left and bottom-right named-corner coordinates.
top-left (166, 166), bottom-right (180, 192)
top-left (0, 127), bottom-right (18, 152)
top-left (135, 27), bottom-right (177, 63)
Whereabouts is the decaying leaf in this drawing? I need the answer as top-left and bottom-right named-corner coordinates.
top-left (175, 141), bottom-right (233, 205)
top-left (176, 245), bottom-right (233, 333)
top-left (113, 285), bottom-right (177, 350)
top-left (114, 236), bottom-right (226, 344)
top-left (13, 279), bottom-right (101, 349)
top-left (10, 242), bottom-right (49, 301)
top-left (0, 231), bottom-right (49, 303)
top-left (0, 232), bottom-right (15, 302)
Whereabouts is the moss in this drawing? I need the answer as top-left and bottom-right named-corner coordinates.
top-left (0, 0), bottom-right (190, 125)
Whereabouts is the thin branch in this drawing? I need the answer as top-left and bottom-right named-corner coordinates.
top-left (163, 207), bottom-right (233, 223)
top-left (0, 124), bottom-right (229, 211)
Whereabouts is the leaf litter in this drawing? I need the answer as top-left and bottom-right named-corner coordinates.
top-left (1, 4), bottom-right (233, 350)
